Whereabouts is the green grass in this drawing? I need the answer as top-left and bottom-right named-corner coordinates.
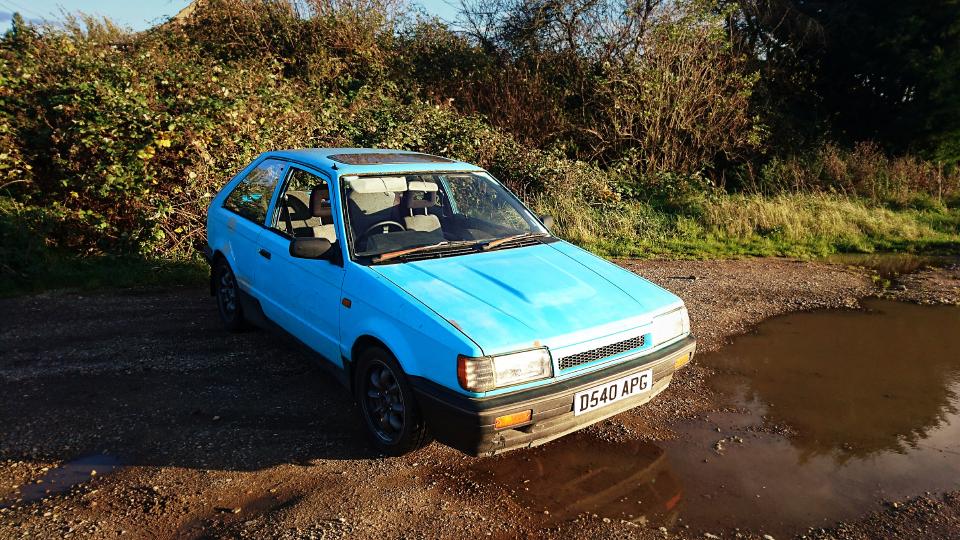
top-left (2, 192), bottom-right (957, 296)
top-left (544, 193), bottom-right (960, 259)
top-left (0, 255), bottom-right (208, 297)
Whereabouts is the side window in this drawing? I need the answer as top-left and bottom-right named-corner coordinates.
top-left (223, 160), bottom-right (285, 224)
top-left (274, 168), bottom-right (338, 242)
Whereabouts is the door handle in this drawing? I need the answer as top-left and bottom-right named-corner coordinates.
top-left (258, 248), bottom-right (271, 260)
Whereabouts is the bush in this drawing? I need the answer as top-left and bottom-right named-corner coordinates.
top-left (0, 0), bottom-right (957, 292)
top-left (749, 142), bottom-right (960, 204)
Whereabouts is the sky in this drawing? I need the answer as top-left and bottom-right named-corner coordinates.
top-left (0, 0), bottom-right (459, 33)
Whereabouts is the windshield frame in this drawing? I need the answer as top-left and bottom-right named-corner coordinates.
top-left (337, 170), bottom-right (553, 265)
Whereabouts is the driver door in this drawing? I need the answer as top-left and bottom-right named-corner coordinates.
top-left (255, 165), bottom-right (346, 366)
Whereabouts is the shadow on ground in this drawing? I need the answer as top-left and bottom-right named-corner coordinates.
top-left (0, 287), bottom-right (380, 471)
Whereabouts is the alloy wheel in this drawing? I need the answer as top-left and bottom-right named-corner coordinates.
top-left (217, 268), bottom-right (237, 319)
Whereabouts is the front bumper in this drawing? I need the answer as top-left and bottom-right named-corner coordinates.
top-left (411, 335), bottom-right (697, 456)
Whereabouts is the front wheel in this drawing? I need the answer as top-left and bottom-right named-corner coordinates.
top-left (354, 347), bottom-right (430, 456)
top-left (213, 260), bottom-right (247, 332)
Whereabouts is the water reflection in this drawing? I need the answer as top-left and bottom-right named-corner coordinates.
top-left (707, 299), bottom-right (960, 461)
top-left (467, 299), bottom-right (960, 536)
top-left (823, 253), bottom-right (956, 278)
top-left (1, 454), bottom-right (123, 508)
top-left (468, 433), bottom-right (682, 526)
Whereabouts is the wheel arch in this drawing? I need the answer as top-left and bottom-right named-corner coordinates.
top-left (348, 334), bottom-right (394, 391)
top-left (208, 250), bottom-right (228, 296)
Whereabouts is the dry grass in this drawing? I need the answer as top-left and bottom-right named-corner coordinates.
top-left (532, 192), bottom-right (960, 258)
top-left (703, 193), bottom-right (941, 243)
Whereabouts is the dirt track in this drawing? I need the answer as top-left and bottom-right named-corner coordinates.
top-left (1, 257), bottom-right (958, 539)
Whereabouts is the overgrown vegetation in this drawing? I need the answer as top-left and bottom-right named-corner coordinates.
top-left (0, 0), bottom-right (958, 294)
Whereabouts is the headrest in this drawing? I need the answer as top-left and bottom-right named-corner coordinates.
top-left (402, 190), bottom-right (438, 210)
top-left (284, 192), bottom-right (312, 220)
top-left (310, 185), bottom-right (332, 218)
top-left (345, 176), bottom-right (407, 193)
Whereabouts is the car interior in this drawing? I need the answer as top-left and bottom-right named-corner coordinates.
top-left (344, 174), bottom-right (530, 255)
top-left (275, 172), bottom-right (536, 257)
top-left (277, 185), bottom-right (338, 244)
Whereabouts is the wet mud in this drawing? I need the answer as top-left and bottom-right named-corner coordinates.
top-left (466, 299), bottom-right (960, 536)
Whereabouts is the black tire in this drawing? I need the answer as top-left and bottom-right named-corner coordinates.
top-left (354, 346), bottom-right (430, 456)
top-left (213, 259), bottom-right (247, 332)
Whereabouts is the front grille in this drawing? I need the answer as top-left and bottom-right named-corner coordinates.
top-left (558, 335), bottom-right (646, 371)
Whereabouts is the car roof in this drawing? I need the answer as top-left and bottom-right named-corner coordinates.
top-left (265, 148), bottom-right (485, 176)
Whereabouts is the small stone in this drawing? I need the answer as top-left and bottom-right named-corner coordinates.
top-left (602, 517), bottom-right (611, 523)
top-left (764, 535), bottom-right (776, 540)
top-left (232, 507), bottom-right (241, 514)
top-left (89, 470), bottom-right (97, 477)
top-left (212, 416), bottom-right (221, 421)
top-left (543, 510), bottom-right (550, 515)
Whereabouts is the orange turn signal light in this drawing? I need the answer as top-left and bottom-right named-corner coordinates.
top-left (494, 410), bottom-right (532, 430)
top-left (673, 353), bottom-right (691, 370)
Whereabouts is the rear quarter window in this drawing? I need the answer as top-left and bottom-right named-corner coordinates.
top-left (223, 160), bottom-right (285, 224)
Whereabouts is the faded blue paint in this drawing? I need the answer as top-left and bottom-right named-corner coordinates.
top-left (206, 148), bottom-right (690, 399)
top-left (370, 243), bottom-right (682, 356)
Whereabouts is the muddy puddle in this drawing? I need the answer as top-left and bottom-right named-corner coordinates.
top-left (824, 252), bottom-right (956, 278)
top-left (1, 454), bottom-right (123, 508)
top-left (466, 299), bottom-right (960, 536)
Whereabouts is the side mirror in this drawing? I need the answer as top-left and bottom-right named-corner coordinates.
top-left (290, 237), bottom-right (332, 259)
top-left (540, 214), bottom-right (555, 231)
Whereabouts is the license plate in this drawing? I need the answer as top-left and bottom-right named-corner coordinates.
top-left (573, 369), bottom-right (653, 416)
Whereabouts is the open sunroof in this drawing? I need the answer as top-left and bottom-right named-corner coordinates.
top-left (327, 152), bottom-right (454, 165)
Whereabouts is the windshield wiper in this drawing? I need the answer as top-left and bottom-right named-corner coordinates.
top-left (372, 241), bottom-right (479, 263)
top-left (480, 232), bottom-right (548, 251)
top-left (372, 233), bottom-right (547, 262)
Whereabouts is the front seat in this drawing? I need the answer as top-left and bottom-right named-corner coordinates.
top-left (281, 190), bottom-right (337, 243)
top-left (347, 191), bottom-right (401, 237)
top-left (308, 186), bottom-right (337, 243)
top-left (401, 181), bottom-right (442, 235)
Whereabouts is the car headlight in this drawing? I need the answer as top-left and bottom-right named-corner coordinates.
top-left (457, 348), bottom-right (553, 392)
top-left (651, 307), bottom-right (690, 346)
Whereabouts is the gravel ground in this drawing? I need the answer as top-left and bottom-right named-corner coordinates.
top-left (879, 261), bottom-right (960, 305)
top-left (0, 257), bottom-right (957, 539)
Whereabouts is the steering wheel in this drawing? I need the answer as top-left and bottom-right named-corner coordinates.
top-left (360, 220), bottom-right (406, 242)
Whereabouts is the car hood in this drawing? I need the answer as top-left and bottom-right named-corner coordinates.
top-left (370, 242), bottom-right (682, 355)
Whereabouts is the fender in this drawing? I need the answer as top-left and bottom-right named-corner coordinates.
top-left (340, 265), bottom-right (481, 394)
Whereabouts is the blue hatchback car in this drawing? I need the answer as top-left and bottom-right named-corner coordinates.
top-left (204, 149), bottom-right (696, 456)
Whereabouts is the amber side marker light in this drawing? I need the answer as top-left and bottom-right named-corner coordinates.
top-left (494, 410), bottom-right (532, 430)
top-left (674, 353), bottom-right (691, 370)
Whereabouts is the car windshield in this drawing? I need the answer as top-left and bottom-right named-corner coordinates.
top-left (342, 171), bottom-right (548, 260)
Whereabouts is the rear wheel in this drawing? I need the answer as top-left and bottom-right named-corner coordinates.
top-left (355, 346), bottom-right (430, 456)
top-left (214, 260), bottom-right (247, 332)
